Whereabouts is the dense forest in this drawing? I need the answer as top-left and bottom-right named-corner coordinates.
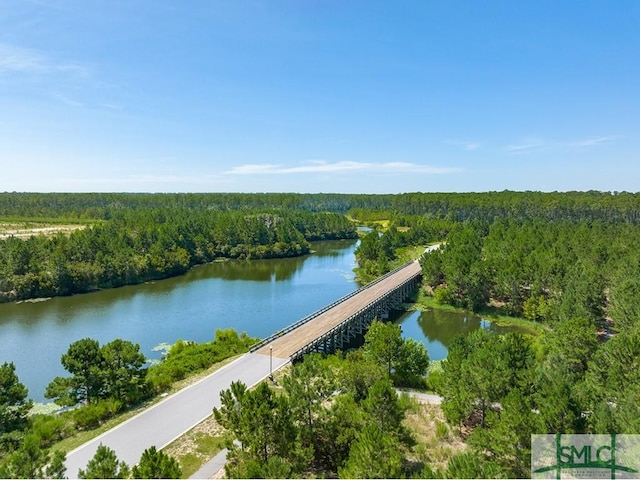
top-left (0, 208), bottom-right (356, 302)
top-left (2, 190), bottom-right (640, 222)
top-left (3, 190), bottom-right (640, 478)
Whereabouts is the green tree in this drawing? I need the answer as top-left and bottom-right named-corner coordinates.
top-left (440, 330), bottom-right (511, 427)
top-left (317, 393), bottom-right (366, 473)
top-left (100, 339), bottom-right (147, 405)
top-left (78, 444), bottom-right (130, 479)
top-left (584, 326), bottom-right (640, 433)
top-left (361, 379), bottom-right (407, 439)
top-left (214, 381), bottom-right (305, 477)
top-left (438, 224), bottom-right (489, 311)
top-left (609, 276), bottom-right (640, 331)
top-left (0, 434), bottom-right (47, 479)
top-left (131, 446), bottom-right (182, 479)
top-left (282, 354), bottom-right (335, 451)
top-left (543, 317), bottom-right (598, 377)
top-left (0, 362), bottom-right (32, 452)
top-left (338, 349), bottom-right (386, 403)
top-left (45, 450), bottom-right (68, 479)
top-left (338, 422), bottom-right (403, 479)
top-left (363, 320), bottom-right (429, 386)
top-left (445, 451), bottom-right (504, 479)
top-left (533, 366), bottom-right (584, 434)
top-left (469, 388), bottom-right (540, 478)
top-left (395, 337), bottom-right (430, 387)
top-left (364, 321), bottom-right (404, 377)
top-left (46, 338), bottom-right (103, 405)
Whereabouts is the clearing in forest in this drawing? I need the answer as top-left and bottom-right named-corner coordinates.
top-left (0, 222), bottom-right (86, 240)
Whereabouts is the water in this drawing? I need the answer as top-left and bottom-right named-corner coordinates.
top-left (0, 239), bottom-right (527, 401)
top-left (397, 308), bottom-right (527, 361)
top-left (0, 240), bottom-right (359, 401)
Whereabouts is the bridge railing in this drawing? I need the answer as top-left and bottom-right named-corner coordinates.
top-left (289, 272), bottom-right (421, 360)
top-left (249, 260), bottom-right (419, 353)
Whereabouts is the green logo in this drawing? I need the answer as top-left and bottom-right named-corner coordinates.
top-left (532, 434), bottom-right (640, 479)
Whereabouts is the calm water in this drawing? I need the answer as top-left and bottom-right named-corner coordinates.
top-left (397, 308), bottom-right (527, 361)
top-left (0, 239), bottom-right (526, 401)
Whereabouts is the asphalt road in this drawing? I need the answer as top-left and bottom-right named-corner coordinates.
top-left (64, 352), bottom-right (290, 477)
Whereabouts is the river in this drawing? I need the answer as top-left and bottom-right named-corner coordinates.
top-left (0, 239), bottom-right (525, 402)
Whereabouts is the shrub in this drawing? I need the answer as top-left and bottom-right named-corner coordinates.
top-left (73, 399), bottom-right (122, 430)
top-left (29, 414), bottom-right (73, 448)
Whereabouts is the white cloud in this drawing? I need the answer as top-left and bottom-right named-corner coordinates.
top-left (0, 43), bottom-right (88, 77)
top-left (504, 142), bottom-right (544, 153)
top-left (505, 135), bottom-right (616, 154)
top-left (224, 160), bottom-right (462, 175)
top-left (564, 136), bottom-right (614, 148)
top-left (52, 93), bottom-right (84, 107)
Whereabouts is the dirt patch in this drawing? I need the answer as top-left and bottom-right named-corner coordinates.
top-left (162, 415), bottom-right (228, 478)
top-left (0, 223), bottom-right (86, 240)
top-left (163, 414), bottom-right (226, 458)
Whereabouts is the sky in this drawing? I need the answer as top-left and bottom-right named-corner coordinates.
top-left (0, 0), bottom-right (638, 194)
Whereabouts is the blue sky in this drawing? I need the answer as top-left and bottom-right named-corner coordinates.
top-left (1, 0), bottom-right (638, 193)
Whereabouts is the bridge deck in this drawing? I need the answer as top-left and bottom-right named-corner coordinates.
top-left (256, 260), bottom-right (422, 359)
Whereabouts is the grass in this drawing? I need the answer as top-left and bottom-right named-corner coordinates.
top-left (50, 354), bottom-right (242, 454)
top-left (403, 397), bottom-right (466, 474)
top-left (162, 415), bottom-right (229, 478)
top-left (394, 244), bottom-right (427, 264)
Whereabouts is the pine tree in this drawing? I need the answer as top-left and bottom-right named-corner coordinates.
top-left (78, 444), bottom-right (129, 479)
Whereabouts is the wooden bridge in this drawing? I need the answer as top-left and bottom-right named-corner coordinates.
top-left (252, 259), bottom-right (422, 361)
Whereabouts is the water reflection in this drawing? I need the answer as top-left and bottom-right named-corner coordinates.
top-left (0, 239), bottom-right (359, 401)
top-left (397, 308), bottom-right (531, 361)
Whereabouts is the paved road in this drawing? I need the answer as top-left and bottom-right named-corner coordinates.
top-left (67, 248), bottom-right (439, 476)
top-left (397, 389), bottom-right (443, 404)
top-left (64, 353), bottom-right (289, 477)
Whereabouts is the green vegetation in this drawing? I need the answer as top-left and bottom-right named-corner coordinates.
top-left (74, 444), bottom-right (182, 479)
top-left (145, 329), bottom-right (255, 392)
top-left (213, 322), bottom-right (430, 478)
top-left (3, 191), bottom-right (640, 223)
top-left (45, 338), bottom-right (146, 408)
top-left (131, 446), bottom-right (182, 479)
top-left (0, 362), bottom-right (32, 454)
top-left (0, 329), bottom-right (256, 477)
top-left (4, 190), bottom-right (640, 478)
top-left (0, 206), bottom-right (356, 303)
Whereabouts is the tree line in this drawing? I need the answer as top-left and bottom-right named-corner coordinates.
top-left (347, 203), bottom-right (640, 477)
top-left (0, 209), bottom-right (356, 302)
top-left (420, 218), bottom-right (640, 328)
top-left (3, 191), bottom-right (640, 223)
top-left (413, 218), bottom-right (640, 477)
